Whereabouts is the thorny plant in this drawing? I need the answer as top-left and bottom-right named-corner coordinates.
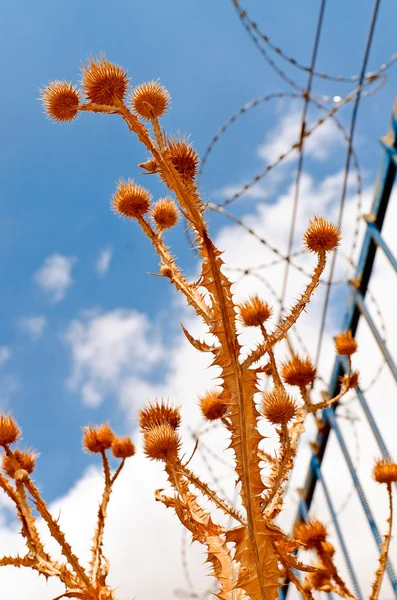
top-left (0, 56), bottom-right (395, 600)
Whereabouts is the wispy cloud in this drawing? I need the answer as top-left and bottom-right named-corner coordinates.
top-left (95, 246), bottom-right (113, 276)
top-left (64, 309), bottom-right (164, 407)
top-left (19, 316), bottom-right (47, 341)
top-left (257, 103), bottom-right (342, 164)
top-left (34, 254), bottom-right (77, 303)
top-left (0, 346), bottom-right (11, 367)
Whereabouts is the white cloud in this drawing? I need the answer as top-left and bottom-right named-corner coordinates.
top-left (257, 103), bottom-right (342, 165)
top-left (34, 254), bottom-right (77, 302)
top-left (0, 346), bottom-right (11, 367)
top-left (96, 246), bottom-right (113, 276)
top-left (1, 117), bottom-right (396, 600)
top-left (64, 309), bottom-right (164, 407)
top-left (19, 316), bottom-right (47, 341)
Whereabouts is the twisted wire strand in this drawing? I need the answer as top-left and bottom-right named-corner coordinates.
top-left (232, 0), bottom-right (397, 84)
top-left (314, 0), bottom-right (383, 369)
top-left (278, 0), bottom-right (327, 319)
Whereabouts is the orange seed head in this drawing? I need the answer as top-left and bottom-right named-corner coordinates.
top-left (303, 217), bottom-right (341, 254)
top-left (262, 389), bottom-right (297, 425)
top-left (131, 81), bottom-right (170, 120)
top-left (143, 423), bottom-right (180, 461)
top-left (81, 56), bottom-right (129, 106)
top-left (111, 436), bottom-right (136, 459)
top-left (112, 179), bottom-right (151, 219)
top-left (152, 198), bottom-right (179, 230)
top-left (295, 519), bottom-right (328, 549)
top-left (2, 449), bottom-right (37, 479)
top-left (335, 331), bottom-right (357, 356)
top-left (167, 139), bottom-right (199, 181)
top-left (0, 414), bottom-right (20, 446)
top-left (83, 423), bottom-right (115, 453)
top-left (238, 295), bottom-right (272, 327)
top-left (139, 401), bottom-right (181, 432)
top-left (281, 354), bottom-right (316, 387)
top-left (41, 81), bottom-right (80, 123)
top-left (373, 459), bottom-right (397, 484)
top-left (199, 389), bottom-right (227, 421)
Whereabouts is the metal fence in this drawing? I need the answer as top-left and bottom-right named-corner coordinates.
top-left (282, 98), bottom-right (397, 600)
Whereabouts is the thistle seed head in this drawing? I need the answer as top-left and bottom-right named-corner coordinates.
top-left (83, 424), bottom-right (115, 454)
top-left (112, 179), bottom-right (151, 219)
top-left (143, 423), bottom-right (180, 461)
top-left (237, 295), bottom-right (272, 328)
top-left (335, 330), bottom-right (357, 356)
top-left (295, 519), bottom-right (328, 549)
top-left (152, 198), bottom-right (179, 230)
top-left (303, 217), bottom-right (340, 254)
top-left (81, 56), bottom-right (129, 106)
top-left (0, 414), bottom-right (20, 447)
top-left (2, 449), bottom-right (37, 479)
top-left (111, 436), bottom-right (136, 459)
top-left (40, 81), bottom-right (80, 123)
top-left (131, 81), bottom-right (170, 120)
top-left (262, 389), bottom-right (297, 425)
top-left (167, 139), bottom-right (199, 181)
top-left (139, 401), bottom-right (181, 432)
top-left (199, 389), bottom-right (227, 421)
top-left (373, 459), bottom-right (397, 484)
top-left (281, 354), bottom-right (316, 387)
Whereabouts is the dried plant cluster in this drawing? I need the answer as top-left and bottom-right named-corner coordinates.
top-left (0, 56), bottom-right (396, 600)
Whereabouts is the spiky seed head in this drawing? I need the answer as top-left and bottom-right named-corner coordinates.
top-left (81, 56), bottom-right (129, 106)
top-left (339, 370), bottom-right (359, 389)
top-left (262, 389), bottom-right (297, 425)
top-left (281, 354), bottom-right (316, 387)
top-left (139, 401), bottom-right (181, 432)
top-left (83, 424), bottom-right (115, 454)
top-left (238, 295), bottom-right (272, 328)
top-left (112, 179), bottom-right (151, 219)
top-left (199, 389), bottom-right (227, 421)
top-left (335, 330), bottom-right (357, 356)
top-left (2, 449), bottom-right (37, 479)
top-left (131, 81), bottom-right (170, 120)
top-left (303, 217), bottom-right (341, 254)
top-left (373, 459), bottom-right (397, 484)
top-left (139, 158), bottom-right (159, 174)
top-left (152, 198), bottom-right (179, 230)
top-left (41, 81), bottom-right (80, 123)
top-left (143, 423), bottom-right (180, 461)
top-left (0, 414), bottom-right (20, 446)
top-left (167, 139), bottom-right (199, 181)
top-left (111, 436), bottom-right (136, 459)
top-left (295, 519), bottom-right (328, 549)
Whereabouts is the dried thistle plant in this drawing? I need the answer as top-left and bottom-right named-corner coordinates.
top-left (0, 55), bottom-right (395, 600)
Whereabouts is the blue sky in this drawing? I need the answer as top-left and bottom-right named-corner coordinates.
top-left (1, 0), bottom-right (397, 542)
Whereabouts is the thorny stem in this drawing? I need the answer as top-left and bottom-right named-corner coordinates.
top-left (242, 250), bottom-right (326, 370)
top-left (24, 478), bottom-right (92, 591)
top-left (261, 424), bottom-right (291, 513)
top-left (317, 545), bottom-right (355, 599)
top-left (260, 323), bottom-right (283, 389)
top-left (175, 461), bottom-right (246, 526)
top-left (90, 450), bottom-right (116, 585)
top-left (137, 216), bottom-right (211, 324)
top-left (369, 482), bottom-right (393, 600)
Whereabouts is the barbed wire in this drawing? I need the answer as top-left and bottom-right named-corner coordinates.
top-left (174, 0), bottom-right (394, 595)
top-left (232, 0), bottom-right (397, 84)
